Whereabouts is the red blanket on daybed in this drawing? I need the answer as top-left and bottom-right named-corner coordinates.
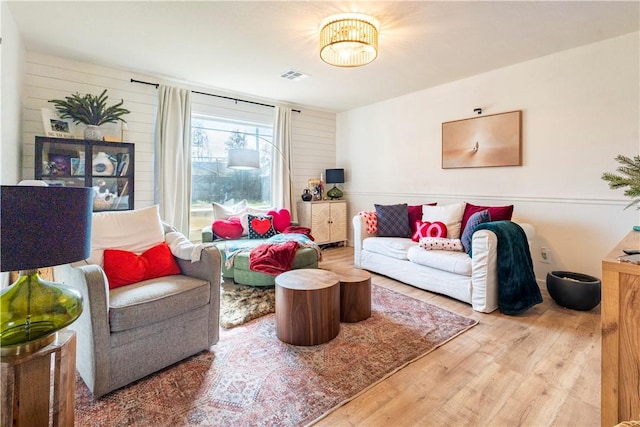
top-left (249, 240), bottom-right (299, 276)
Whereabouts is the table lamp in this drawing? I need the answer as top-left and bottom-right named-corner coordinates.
top-left (325, 168), bottom-right (345, 199)
top-left (1, 185), bottom-right (92, 356)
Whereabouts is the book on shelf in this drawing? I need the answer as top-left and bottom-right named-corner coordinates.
top-left (116, 153), bottom-right (130, 176)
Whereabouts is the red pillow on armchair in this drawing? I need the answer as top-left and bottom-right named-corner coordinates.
top-left (103, 242), bottom-right (181, 289)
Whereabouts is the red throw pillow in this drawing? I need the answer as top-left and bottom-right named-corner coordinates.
top-left (461, 203), bottom-right (514, 235)
top-left (266, 208), bottom-right (291, 233)
top-left (212, 217), bottom-right (244, 240)
top-left (408, 203), bottom-right (437, 234)
top-left (103, 242), bottom-right (181, 289)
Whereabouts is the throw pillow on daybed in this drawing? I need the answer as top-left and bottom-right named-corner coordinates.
top-left (421, 202), bottom-right (466, 239)
top-left (247, 214), bottom-right (277, 239)
top-left (212, 217), bottom-right (244, 240)
top-left (460, 210), bottom-right (491, 253)
top-left (375, 203), bottom-right (411, 237)
top-left (266, 208), bottom-right (292, 233)
top-left (419, 237), bottom-right (464, 251)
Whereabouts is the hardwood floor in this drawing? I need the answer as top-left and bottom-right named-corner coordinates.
top-left (315, 246), bottom-right (601, 427)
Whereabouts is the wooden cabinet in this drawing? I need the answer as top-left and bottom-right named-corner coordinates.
top-left (297, 200), bottom-right (347, 245)
top-left (35, 136), bottom-right (134, 212)
top-left (601, 230), bottom-right (640, 426)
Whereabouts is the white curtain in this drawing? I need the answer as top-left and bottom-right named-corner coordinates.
top-left (155, 85), bottom-right (192, 235)
top-left (272, 106), bottom-right (294, 218)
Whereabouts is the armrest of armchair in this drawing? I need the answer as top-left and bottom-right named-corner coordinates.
top-left (54, 261), bottom-right (111, 394)
top-left (352, 215), bottom-right (377, 268)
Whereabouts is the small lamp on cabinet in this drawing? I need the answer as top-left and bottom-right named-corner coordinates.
top-left (325, 168), bottom-right (345, 200)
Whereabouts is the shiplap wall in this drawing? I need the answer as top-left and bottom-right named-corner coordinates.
top-left (21, 51), bottom-right (336, 217)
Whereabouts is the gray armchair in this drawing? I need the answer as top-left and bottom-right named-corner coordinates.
top-left (55, 225), bottom-right (221, 398)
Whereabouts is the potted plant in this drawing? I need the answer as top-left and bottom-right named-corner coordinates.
top-left (601, 154), bottom-right (640, 212)
top-left (49, 89), bottom-right (130, 140)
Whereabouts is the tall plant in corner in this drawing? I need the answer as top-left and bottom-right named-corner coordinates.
top-left (49, 89), bottom-right (130, 140)
top-left (601, 154), bottom-right (640, 210)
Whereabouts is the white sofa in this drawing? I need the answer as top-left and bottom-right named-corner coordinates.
top-left (353, 215), bottom-right (535, 313)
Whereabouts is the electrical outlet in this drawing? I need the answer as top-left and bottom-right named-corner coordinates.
top-left (540, 247), bottom-right (551, 264)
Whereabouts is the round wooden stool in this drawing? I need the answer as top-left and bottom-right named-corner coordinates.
top-left (331, 267), bottom-right (372, 322)
top-left (275, 269), bottom-right (340, 346)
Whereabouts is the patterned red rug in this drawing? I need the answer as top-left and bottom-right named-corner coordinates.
top-left (74, 284), bottom-right (477, 426)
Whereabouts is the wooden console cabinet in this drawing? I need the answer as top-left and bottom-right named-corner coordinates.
top-left (297, 200), bottom-right (347, 245)
top-left (601, 230), bottom-right (640, 426)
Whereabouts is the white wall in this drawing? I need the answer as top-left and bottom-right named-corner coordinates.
top-left (338, 32), bottom-right (640, 282)
top-left (1, 1), bottom-right (25, 185)
top-left (20, 52), bottom-right (336, 219)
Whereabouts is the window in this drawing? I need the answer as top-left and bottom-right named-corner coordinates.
top-left (190, 115), bottom-right (273, 239)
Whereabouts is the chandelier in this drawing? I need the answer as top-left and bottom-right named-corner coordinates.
top-left (319, 13), bottom-right (379, 67)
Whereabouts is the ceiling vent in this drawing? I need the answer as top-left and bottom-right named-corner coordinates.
top-left (280, 70), bottom-right (309, 81)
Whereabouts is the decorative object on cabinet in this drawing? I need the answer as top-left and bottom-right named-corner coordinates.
top-left (48, 89), bottom-right (130, 140)
top-left (601, 154), bottom-right (640, 211)
top-left (0, 184), bottom-right (92, 356)
top-left (301, 188), bottom-right (313, 201)
top-left (41, 108), bottom-right (76, 139)
top-left (325, 168), bottom-right (345, 200)
top-left (35, 136), bottom-right (134, 211)
top-left (297, 200), bottom-right (347, 245)
top-left (442, 110), bottom-right (522, 169)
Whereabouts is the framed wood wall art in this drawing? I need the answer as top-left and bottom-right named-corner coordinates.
top-left (442, 110), bottom-right (522, 169)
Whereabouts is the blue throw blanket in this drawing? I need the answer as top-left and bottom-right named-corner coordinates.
top-left (471, 221), bottom-right (542, 315)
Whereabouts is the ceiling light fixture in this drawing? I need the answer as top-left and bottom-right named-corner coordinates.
top-left (319, 13), bottom-right (379, 67)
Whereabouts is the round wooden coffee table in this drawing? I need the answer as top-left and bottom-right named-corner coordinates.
top-left (331, 267), bottom-right (372, 322)
top-left (275, 269), bottom-right (340, 346)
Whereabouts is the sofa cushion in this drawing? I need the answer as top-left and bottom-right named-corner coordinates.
top-left (89, 205), bottom-right (165, 267)
top-left (363, 237), bottom-right (417, 260)
top-left (422, 202), bottom-right (466, 239)
top-left (108, 274), bottom-right (210, 332)
top-left (407, 245), bottom-right (472, 276)
top-left (461, 203), bottom-right (513, 236)
top-left (375, 203), bottom-right (411, 237)
top-left (461, 210), bottom-right (491, 253)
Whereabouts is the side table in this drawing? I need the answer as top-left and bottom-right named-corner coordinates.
top-left (1, 329), bottom-right (76, 427)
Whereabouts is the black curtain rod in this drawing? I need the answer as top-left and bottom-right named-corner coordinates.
top-left (130, 78), bottom-right (301, 113)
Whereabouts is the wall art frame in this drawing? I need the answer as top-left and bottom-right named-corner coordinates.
top-left (442, 110), bottom-right (522, 169)
top-left (41, 108), bottom-right (76, 139)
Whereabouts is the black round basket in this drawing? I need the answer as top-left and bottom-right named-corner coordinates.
top-left (546, 271), bottom-right (601, 311)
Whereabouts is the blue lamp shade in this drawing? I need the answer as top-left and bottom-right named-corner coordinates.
top-left (1, 186), bottom-right (93, 272)
top-left (325, 168), bottom-right (345, 184)
top-left (0, 185), bottom-right (93, 355)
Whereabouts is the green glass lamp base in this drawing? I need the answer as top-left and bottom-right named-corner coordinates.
top-left (327, 185), bottom-right (343, 200)
top-left (0, 270), bottom-right (83, 356)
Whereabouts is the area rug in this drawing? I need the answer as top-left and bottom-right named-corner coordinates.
top-left (220, 285), bottom-right (275, 328)
top-left (74, 284), bottom-right (477, 427)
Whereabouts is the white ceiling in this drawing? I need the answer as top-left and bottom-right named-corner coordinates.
top-left (7, 1), bottom-right (640, 113)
